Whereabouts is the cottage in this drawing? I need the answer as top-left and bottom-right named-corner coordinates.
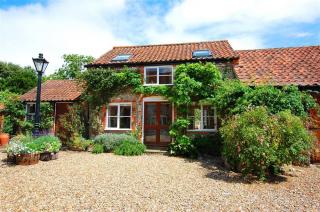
top-left (87, 41), bottom-right (320, 148)
top-left (20, 80), bottom-right (83, 136)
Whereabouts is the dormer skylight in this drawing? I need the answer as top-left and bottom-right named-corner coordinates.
top-left (192, 50), bottom-right (212, 58)
top-left (112, 54), bottom-right (131, 61)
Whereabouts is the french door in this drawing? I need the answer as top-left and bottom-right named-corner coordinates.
top-left (144, 102), bottom-right (172, 147)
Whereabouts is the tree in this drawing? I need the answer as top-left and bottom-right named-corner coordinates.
top-left (46, 54), bottom-right (94, 80)
top-left (0, 62), bottom-right (37, 94)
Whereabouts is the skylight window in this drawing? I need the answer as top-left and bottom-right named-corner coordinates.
top-left (192, 50), bottom-right (212, 58)
top-left (112, 54), bottom-right (131, 61)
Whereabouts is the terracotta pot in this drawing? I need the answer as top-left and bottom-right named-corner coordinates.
top-left (40, 152), bottom-right (59, 161)
top-left (0, 133), bottom-right (9, 146)
top-left (16, 153), bottom-right (40, 165)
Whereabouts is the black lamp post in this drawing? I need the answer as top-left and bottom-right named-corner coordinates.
top-left (32, 53), bottom-right (49, 137)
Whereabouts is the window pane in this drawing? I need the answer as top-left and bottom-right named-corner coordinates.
top-left (120, 117), bottom-right (131, 128)
top-left (160, 103), bottom-right (171, 125)
top-left (120, 105), bottom-right (131, 116)
top-left (27, 104), bottom-right (35, 113)
top-left (109, 106), bottom-right (118, 116)
top-left (160, 129), bottom-right (171, 143)
top-left (159, 75), bottom-right (172, 84)
top-left (191, 108), bottom-right (201, 129)
top-left (108, 117), bottom-right (117, 128)
top-left (203, 106), bottom-right (215, 116)
top-left (203, 116), bottom-right (215, 129)
top-left (144, 129), bottom-right (156, 143)
top-left (146, 68), bottom-right (157, 76)
top-left (146, 75), bottom-right (157, 84)
top-left (159, 67), bottom-right (172, 75)
top-left (145, 103), bottom-right (157, 125)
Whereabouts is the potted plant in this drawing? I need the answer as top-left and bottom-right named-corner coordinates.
top-left (0, 117), bottom-right (9, 146)
top-left (35, 136), bottom-right (62, 161)
top-left (6, 140), bottom-right (40, 165)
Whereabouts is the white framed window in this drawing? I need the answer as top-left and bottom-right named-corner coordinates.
top-left (26, 103), bottom-right (36, 121)
top-left (144, 65), bottom-right (173, 85)
top-left (187, 104), bottom-right (217, 131)
top-left (106, 103), bottom-right (132, 130)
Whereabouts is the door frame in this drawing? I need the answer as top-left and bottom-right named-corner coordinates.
top-left (142, 96), bottom-right (174, 145)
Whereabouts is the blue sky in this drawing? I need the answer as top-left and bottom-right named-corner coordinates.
top-left (0, 0), bottom-right (320, 74)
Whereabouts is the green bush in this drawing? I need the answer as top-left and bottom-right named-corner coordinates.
top-left (220, 107), bottom-right (314, 179)
top-left (92, 143), bottom-right (104, 154)
top-left (168, 135), bottom-right (197, 158)
top-left (114, 140), bottom-right (146, 156)
top-left (191, 133), bottom-right (222, 156)
top-left (34, 135), bottom-right (62, 153)
top-left (212, 81), bottom-right (317, 120)
top-left (68, 135), bottom-right (92, 151)
top-left (94, 133), bottom-right (138, 152)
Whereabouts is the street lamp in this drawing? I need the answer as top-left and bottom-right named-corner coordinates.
top-left (32, 53), bottom-right (49, 136)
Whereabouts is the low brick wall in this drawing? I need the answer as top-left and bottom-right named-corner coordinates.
top-left (310, 93), bottom-right (320, 162)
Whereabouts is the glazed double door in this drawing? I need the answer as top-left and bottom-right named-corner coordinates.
top-left (144, 102), bottom-right (172, 147)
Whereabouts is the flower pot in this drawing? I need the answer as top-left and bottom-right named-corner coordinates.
top-left (0, 133), bottom-right (9, 146)
top-left (40, 152), bottom-right (59, 161)
top-left (15, 153), bottom-right (40, 165)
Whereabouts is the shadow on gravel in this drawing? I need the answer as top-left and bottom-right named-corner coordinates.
top-left (184, 156), bottom-right (288, 184)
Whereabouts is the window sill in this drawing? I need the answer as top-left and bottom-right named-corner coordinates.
top-left (143, 84), bottom-right (173, 86)
top-left (187, 129), bottom-right (217, 132)
top-left (105, 128), bottom-right (132, 131)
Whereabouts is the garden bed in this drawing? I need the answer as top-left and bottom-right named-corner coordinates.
top-left (0, 151), bottom-right (319, 211)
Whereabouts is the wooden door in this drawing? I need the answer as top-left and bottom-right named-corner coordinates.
top-left (144, 102), bottom-right (172, 147)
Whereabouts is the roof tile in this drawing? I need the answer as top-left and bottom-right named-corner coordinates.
top-left (20, 80), bottom-right (83, 102)
top-left (91, 40), bottom-right (238, 66)
top-left (235, 46), bottom-right (320, 86)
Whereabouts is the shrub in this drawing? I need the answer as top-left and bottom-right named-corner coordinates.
top-left (68, 135), bottom-right (92, 151)
top-left (168, 135), bottom-right (197, 158)
top-left (6, 140), bottom-right (36, 155)
top-left (191, 133), bottom-right (223, 156)
top-left (34, 136), bottom-right (62, 153)
top-left (114, 140), bottom-right (146, 156)
top-left (92, 143), bottom-right (104, 154)
top-left (93, 133), bottom-right (138, 152)
top-left (220, 107), bottom-right (314, 179)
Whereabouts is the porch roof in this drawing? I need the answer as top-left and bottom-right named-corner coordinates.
top-left (20, 80), bottom-right (83, 102)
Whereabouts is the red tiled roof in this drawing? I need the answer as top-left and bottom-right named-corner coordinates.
top-left (235, 46), bottom-right (320, 86)
top-left (90, 40), bottom-right (238, 66)
top-left (20, 80), bottom-right (83, 102)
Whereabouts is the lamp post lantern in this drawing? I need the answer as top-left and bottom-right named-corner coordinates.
top-left (32, 53), bottom-right (49, 136)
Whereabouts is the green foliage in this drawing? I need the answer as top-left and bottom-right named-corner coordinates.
top-left (93, 133), bottom-right (138, 152)
top-left (7, 134), bottom-right (61, 155)
top-left (57, 104), bottom-right (84, 144)
top-left (92, 143), bottom-right (104, 154)
top-left (191, 133), bottom-right (223, 156)
top-left (0, 61), bottom-right (37, 94)
top-left (0, 91), bottom-right (33, 134)
top-left (212, 81), bottom-right (317, 119)
top-left (220, 107), bottom-right (314, 179)
top-left (114, 140), bottom-right (146, 156)
top-left (80, 67), bottom-right (141, 106)
top-left (46, 54), bottom-right (94, 80)
top-left (169, 118), bottom-right (190, 138)
top-left (68, 135), bottom-right (92, 151)
top-left (168, 135), bottom-right (197, 158)
top-left (39, 103), bottom-right (54, 130)
top-left (170, 62), bottom-right (222, 105)
top-left (34, 135), bottom-right (62, 153)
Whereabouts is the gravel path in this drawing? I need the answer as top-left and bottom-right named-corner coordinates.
top-left (1, 150), bottom-right (320, 211)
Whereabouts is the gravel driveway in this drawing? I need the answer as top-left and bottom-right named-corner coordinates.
top-left (1, 150), bottom-right (320, 211)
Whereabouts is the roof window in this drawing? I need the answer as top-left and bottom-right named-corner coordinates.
top-left (192, 50), bottom-right (212, 58)
top-left (112, 54), bottom-right (131, 61)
